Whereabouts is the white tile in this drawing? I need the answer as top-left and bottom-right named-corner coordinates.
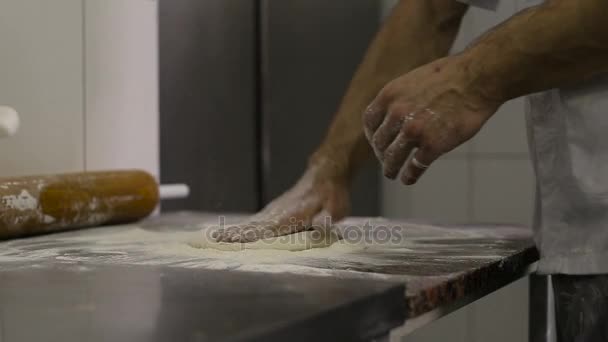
top-left (469, 277), bottom-right (529, 342)
top-left (84, 0), bottom-right (159, 177)
top-left (442, 136), bottom-right (472, 159)
top-left (446, 7), bottom-right (476, 159)
top-left (381, 159), bottom-right (469, 223)
top-left (471, 159), bottom-right (534, 225)
top-left (397, 307), bottom-right (471, 342)
top-left (470, 98), bottom-right (529, 155)
top-left (0, 0), bottom-right (84, 176)
top-left (466, 4), bottom-right (530, 156)
top-left (468, 1), bottom-right (518, 36)
top-left (451, 4), bottom-right (476, 55)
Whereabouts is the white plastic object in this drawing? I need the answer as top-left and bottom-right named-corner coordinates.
top-left (0, 106), bottom-right (19, 138)
top-left (159, 184), bottom-right (190, 200)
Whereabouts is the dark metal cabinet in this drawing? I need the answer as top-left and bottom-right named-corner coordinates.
top-left (160, 0), bottom-right (258, 212)
top-left (160, 0), bottom-right (380, 215)
top-left (261, 0), bottom-right (381, 215)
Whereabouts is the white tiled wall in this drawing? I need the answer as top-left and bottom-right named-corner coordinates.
top-left (469, 277), bottom-right (530, 342)
top-left (471, 98), bottom-right (530, 155)
top-left (0, 0), bottom-right (159, 178)
top-left (84, 0), bottom-right (159, 177)
top-left (382, 159), bottom-right (470, 223)
top-left (471, 159), bottom-right (534, 224)
top-left (0, 0), bottom-right (85, 176)
top-left (380, 2), bottom-right (535, 342)
top-left (404, 308), bottom-right (472, 342)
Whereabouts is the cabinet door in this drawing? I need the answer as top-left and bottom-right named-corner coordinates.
top-left (159, 0), bottom-right (258, 212)
top-left (0, 0), bottom-right (84, 176)
top-left (262, 0), bottom-right (381, 215)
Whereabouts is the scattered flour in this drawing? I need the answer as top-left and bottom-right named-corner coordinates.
top-left (0, 225), bottom-right (372, 278)
top-left (2, 189), bottom-right (37, 211)
top-left (0, 216), bottom-right (528, 281)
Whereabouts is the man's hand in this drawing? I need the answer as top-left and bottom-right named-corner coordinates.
top-left (212, 162), bottom-right (350, 243)
top-left (363, 55), bottom-right (501, 185)
top-left (363, 0), bottom-right (608, 186)
top-left (212, 0), bottom-right (470, 243)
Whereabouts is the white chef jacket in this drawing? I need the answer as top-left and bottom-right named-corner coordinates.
top-left (458, 0), bottom-right (608, 274)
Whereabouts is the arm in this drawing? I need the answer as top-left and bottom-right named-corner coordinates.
top-left (468, 0), bottom-right (608, 101)
top-left (214, 0), bottom-right (468, 243)
top-left (312, 0), bottom-right (469, 179)
top-left (364, 0), bottom-right (608, 186)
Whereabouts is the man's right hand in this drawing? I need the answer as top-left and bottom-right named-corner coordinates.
top-left (211, 0), bottom-right (471, 244)
top-left (212, 160), bottom-right (350, 243)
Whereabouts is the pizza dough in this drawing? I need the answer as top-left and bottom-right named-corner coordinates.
top-left (188, 229), bottom-right (340, 252)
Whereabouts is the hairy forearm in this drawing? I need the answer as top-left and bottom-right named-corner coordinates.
top-left (465, 0), bottom-right (608, 103)
top-left (311, 0), bottom-right (468, 181)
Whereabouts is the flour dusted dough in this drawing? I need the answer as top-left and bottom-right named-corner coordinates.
top-left (189, 230), bottom-right (339, 252)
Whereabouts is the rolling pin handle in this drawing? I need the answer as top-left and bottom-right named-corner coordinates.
top-left (0, 106), bottom-right (20, 138)
top-left (159, 184), bottom-right (190, 200)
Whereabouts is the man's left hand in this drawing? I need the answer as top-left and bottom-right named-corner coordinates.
top-left (363, 55), bottom-right (502, 185)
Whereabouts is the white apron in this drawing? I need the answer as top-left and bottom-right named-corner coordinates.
top-left (459, 0), bottom-right (608, 274)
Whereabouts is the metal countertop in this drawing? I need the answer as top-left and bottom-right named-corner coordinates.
top-left (0, 212), bottom-right (538, 341)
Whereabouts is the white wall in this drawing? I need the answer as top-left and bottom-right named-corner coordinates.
top-left (380, 1), bottom-right (534, 341)
top-left (84, 0), bottom-right (159, 177)
top-left (0, 0), bottom-right (85, 176)
top-left (0, 0), bottom-right (159, 178)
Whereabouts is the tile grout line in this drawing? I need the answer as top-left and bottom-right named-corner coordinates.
top-left (465, 99), bottom-right (476, 342)
top-left (470, 152), bottom-right (530, 160)
top-left (81, 0), bottom-right (87, 171)
top-left (467, 146), bottom-right (475, 224)
top-left (441, 152), bottom-right (530, 161)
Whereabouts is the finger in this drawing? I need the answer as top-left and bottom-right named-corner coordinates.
top-left (213, 195), bottom-right (325, 243)
top-left (362, 103), bottom-right (386, 141)
top-left (236, 211), bottom-right (315, 243)
top-left (274, 201), bottom-right (322, 236)
top-left (362, 95), bottom-right (389, 141)
top-left (382, 132), bottom-right (416, 179)
top-left (371, 112), bottom-right (403, 160)
top-left (218, 223), bottom-right (266, 243)
top-left (307, 218), bottom-right (342, 244)
top-left (211, 229), bottom-right (220, 239)
top-left (230, 234), bottom-right (242, 242)
top-left (214, 223), bottom-right (252, 242)
top-left (212, 228), bottom-right (226, 242)
top-left (401, 147), bottom-right (439, 185)
top-left (311, 210), bottom-right (332, 230)
top-left (217, 228), bottom-right (239, 242)
top-left (239, 224), bottom-right (270, 242)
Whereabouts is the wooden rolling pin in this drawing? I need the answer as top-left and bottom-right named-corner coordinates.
top-left (0, 170), bottom-right (159, 239)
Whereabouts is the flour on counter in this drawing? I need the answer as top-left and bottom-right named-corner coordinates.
top-left (0, 224), bottom-right (369, 278)
top-left (0, 216), bottom-right (529, 281)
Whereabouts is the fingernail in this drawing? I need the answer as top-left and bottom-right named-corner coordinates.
top-left (383, 166), bottom-right (398, 179)
top-left (230, 235), bottom-right (240, 242)
top-left (403, 175), bottom-right (416, 185)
